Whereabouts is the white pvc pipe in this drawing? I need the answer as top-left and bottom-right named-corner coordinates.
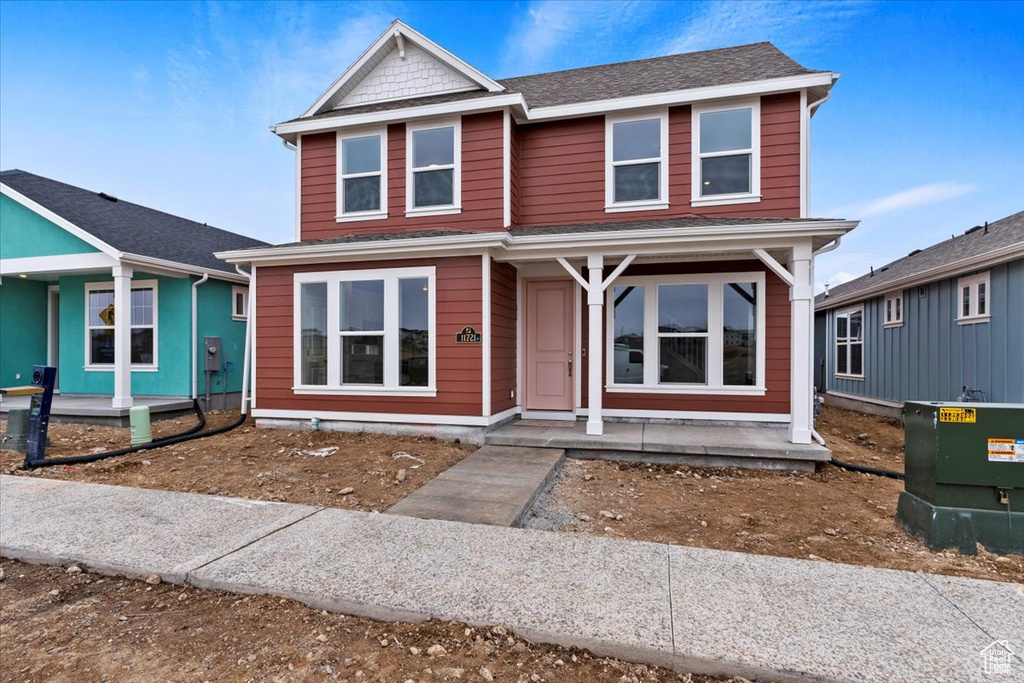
top-left (191, 273), bottom-right (209, 399)
top-left (236, 265), bottom-right (253, 416)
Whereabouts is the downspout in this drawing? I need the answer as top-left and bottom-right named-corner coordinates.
top-left (813, 235), bottom-right (843, 256)
top-left (236, 265), bottom-right (253, 416)
top-left (191, 273), bottom-right (210, 400)
top-left (808, 88), bottom-right (832, 116)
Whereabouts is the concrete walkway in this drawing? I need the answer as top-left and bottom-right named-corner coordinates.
top-left (386, 445), bottom-right (564, 526)
top-left (1, 475), bottom-right (1021, 683)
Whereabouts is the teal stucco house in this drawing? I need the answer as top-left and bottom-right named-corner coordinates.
top-left (0, 170), bottom-right (266, 417)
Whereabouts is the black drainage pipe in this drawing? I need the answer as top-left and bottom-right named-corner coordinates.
top-left (829, 457), bottom-right (904, 480)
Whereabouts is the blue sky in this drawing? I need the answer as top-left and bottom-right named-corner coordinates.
top-left (1, 1), bottom-right (1021, 290)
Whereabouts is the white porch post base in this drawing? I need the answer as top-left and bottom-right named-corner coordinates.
top-left (789, 244), bottom-right (813, 444)
top-left (586, 255), bottom-right (604, 436)
top-left (112, 265), bottom-right (134, 410)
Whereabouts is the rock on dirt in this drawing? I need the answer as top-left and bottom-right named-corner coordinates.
top-left (146, 574), bottom-right (162, 585)
top-left (427, 644), bottom-right (447, 657)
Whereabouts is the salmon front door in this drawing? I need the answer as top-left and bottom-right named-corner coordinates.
top-left (525, 280), bottom-right (574, 411)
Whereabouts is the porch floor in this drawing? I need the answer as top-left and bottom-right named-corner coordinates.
top-left (486, 420), bottom-right (830, 471)
top-left (0, 395), bottom-right (194, 426)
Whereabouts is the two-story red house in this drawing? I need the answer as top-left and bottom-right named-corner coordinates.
top-left (218, 20), bottom-right (857, 446)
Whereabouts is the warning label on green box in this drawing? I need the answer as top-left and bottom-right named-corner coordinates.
top-left (987, 438), bottom-right (1024, 463)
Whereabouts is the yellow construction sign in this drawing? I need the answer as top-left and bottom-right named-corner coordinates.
top-left (99, 303), bottom-right (116, 326)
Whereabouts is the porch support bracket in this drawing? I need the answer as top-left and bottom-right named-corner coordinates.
top-left (753, 249), bottom-right (795, 287)
top-left (556, 257), bottom-right (590, 291)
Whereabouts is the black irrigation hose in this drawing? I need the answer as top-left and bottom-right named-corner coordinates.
top-left (24, 400), bottom-right (246, 470)
top-left (830, 457), bottom-right (905, 480)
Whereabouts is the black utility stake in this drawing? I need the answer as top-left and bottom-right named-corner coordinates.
top-left (24, 365), bottom-right (57, 467)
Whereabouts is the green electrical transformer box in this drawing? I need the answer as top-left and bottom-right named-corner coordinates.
top-left (896, 401), bottom-right (1024, 555)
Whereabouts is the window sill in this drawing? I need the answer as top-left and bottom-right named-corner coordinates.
top-left (293, 385), bottom-right (437, 398)
top-left (691, 194), bottom-right (761, 208)
top-left (336, 212), bottom-right (388, 223)
top-left (883, 321), bottom-right (903, 328)
top-left (405, 206), bottom-right (461, 218)
top-left (232, 315), bottom-right (247, 322)
top-left (835, 374), bottom-right (864, 381)
top-left (604, 201), bottom-right (669, 214)
top-left (85, 365), bottom-right (159, 373)
top-left (957, 315), bottom-right (991, 325)
top-left (607, 385), bottom-right (766, 396)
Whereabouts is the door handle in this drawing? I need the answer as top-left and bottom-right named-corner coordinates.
top-left (568, 360), bottom-right (573, 377)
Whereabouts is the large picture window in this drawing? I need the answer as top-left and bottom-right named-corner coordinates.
top-left (407, 120), bottom-right (460, 215)
top-left (605, 111), bottom-right (668, 211)
top-left (85, 280), bottom-right (158, 368)
top-left (835, 307), bottom-right (863, 377)
top-left (294, 267), bottom-right (436, 394)
top-left (608, 273), bottom-right (765, 393)
top-left (692, 100), bottom-right (760, 206)
top-left (337, 128), bottom-right (387, 221)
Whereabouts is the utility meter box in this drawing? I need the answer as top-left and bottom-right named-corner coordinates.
top-left (204, 337), bottom-right (222, 372)
top-left (896, 401), bottom-right (1024, 555)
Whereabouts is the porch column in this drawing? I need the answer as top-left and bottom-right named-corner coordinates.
top-left (586, 255), bottom-right (604, 436)
top-left (112, 265), bottom-right (133, 409)
top-left (789, 244), bottom-right (813, 444)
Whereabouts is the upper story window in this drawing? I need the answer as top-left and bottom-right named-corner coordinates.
top-left (692, 99), bottom-right (761, 207)
top-left (957, 271), bottom-right (990, 324)
top-left (406, 120), bottom-right (461, 216)
top-left (337, 128), bottom-right (387, 222)
top-left (605, 111), bottom-right (669, 213)
top-left (232, 285), bottom-right (248, 321)
top-left (884, 292), bottom-right (903, 327)
top-left (835, 307), bottom-right (863, 378)
top-left (85, 280), bottom-right (158, 369)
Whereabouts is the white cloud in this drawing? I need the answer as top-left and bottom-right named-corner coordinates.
top-left (830, 181), bottom-right (975, 219)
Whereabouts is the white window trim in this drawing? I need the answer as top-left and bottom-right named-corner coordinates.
top-left (293, 266), bottom-right (437, 396)
top-left (84, 279), bottom-right (159, 371)
top-left (834, 306), bottom-right (864, 379)
top-left (691, 98), bottom-right (761, 207)
top-left (883, 292), bottom-right (903, 328)
top-left (605, 272), bottom-right (766, 394)
top-left (405, 118), bottom-right (461, 217)
top-left (604, 109), bottom-right (670, 213)
top-left (232, 285), bottom-right (249, 321)
top-left (957, 271), bottom-right (991, 324)
top-left (335, 126), bottom-right (387, 223)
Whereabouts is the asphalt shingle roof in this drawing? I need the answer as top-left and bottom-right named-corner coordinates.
top-left (815, 210), bottom-right (1024, 308)
top-left (1, 170), bottom-right (266, 275)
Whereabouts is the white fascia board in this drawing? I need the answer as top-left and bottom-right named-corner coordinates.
top-left (301, 19), bottom-right (505, 119)
top-left (0, 252), bottom-right (118, 275)
top-left (216, 232), bottom-right (505, 265)
top-left (1, 183), bottom-right (122, 258)
top-left (815, 243), bottom-right (1024, 312)
top-left (120, 253), bottom-right (250, 283)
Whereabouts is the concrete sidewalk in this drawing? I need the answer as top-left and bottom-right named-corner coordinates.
top-left (2, 475), bottom-right (1021, 683)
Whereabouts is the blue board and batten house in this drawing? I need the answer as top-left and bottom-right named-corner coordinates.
top-left (814, 210), bottom-right (1024, 417)
top-left (0, 170), bottom-right (266, 417)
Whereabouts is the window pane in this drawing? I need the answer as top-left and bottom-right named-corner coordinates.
top-left (896, 297), bottom-right (901, 320)
top-left (343, 335), bottom-right (384, 384)
top-left (614, 163), bottom-right (660, 202)
top-left (612, 285), bottom-right (644, 384)
top-left (886, 299), bottom-right (892, 322)
top-left (850, 310), bottom-right (863, 339)
top-left (90, 329), bottom-right (115, 364)
top-left (341, 280), bottom-right (384, 332)
top-left (400, 278), bottom-right (429, 387)
top-left (612, 118), bottom-right (660, 161)
top-left (131, 328), bottom-right (154, 364)
top-left (89, 289), bottom-right (115, 327)
top-left (962, 286), bottom-right (971, 317)
top-left (412, 126), bottom-right (454, 168)
top-left (300, 283), bottom-right (327, 386)
top-left (343, 176), bottom-right (381, 213)
top-left (837, 344), bottom-right (848, 374)
top-left (658, 284), bottom-right (708, 333)
top-left (723, 282), bottom-right (757, 386)
top-left (701, 155), bottom-right (751, 196)
top-left (700, 108), bottom-right (752, 152)
top-left (660, 337), bottom-right (707, 384)
top-left (978, 282), bottom-right (986, 315)
top-left (342, 135), bottom-right (380, 175)
top-left (131, 288), bottom-right (153, 326)
top-left (836, 315), bottom-right (848, 339)
top-left (413, 168), bottom-right (454, 207)
top-left (235, 291), bottom-right (246, 316)
top-left (851, 342), bottom-right (863, 375)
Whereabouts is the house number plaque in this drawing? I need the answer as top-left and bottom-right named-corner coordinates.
top-left (455, 326), bottom-right (482, 343)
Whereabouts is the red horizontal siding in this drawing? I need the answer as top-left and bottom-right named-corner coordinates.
top-left (255, 256), bottom-right (483, 416)
top-left (490, 260), bottom-right (517, 414)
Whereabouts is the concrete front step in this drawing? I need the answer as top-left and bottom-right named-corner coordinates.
top-left (386, 445), bottom-right (564, 527)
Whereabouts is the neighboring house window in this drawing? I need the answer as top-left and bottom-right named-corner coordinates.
top-left (605, 111), bottom-right (669, 212)
top-left (835, 307), bottom-right (863, 378)
top-left (294, 267), bottom-right (436, 394)
top-left (957, 271), bottom-right (990, 324)
top-left (232, 286), bottom-right (248, 321)
top-left (607, 272), bottom-right (765, 393)
top-left (85, 280), bottom-right (158, 368)
top-left (337, 128), bottom-right (387, 221)
top-left (691, 99), bottom-right (761, 206)
top-left (884, 292), bottom-right (903, 327)
top-left (406, 120), bottom-right (460, 215)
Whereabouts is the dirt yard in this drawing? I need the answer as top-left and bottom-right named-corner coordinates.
top-left (0, 559), bottom-right (728, 683)
top-left (526, 404), bottom-right (1024, 584)
top-left (1, 411), bottom-right (475, 511)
